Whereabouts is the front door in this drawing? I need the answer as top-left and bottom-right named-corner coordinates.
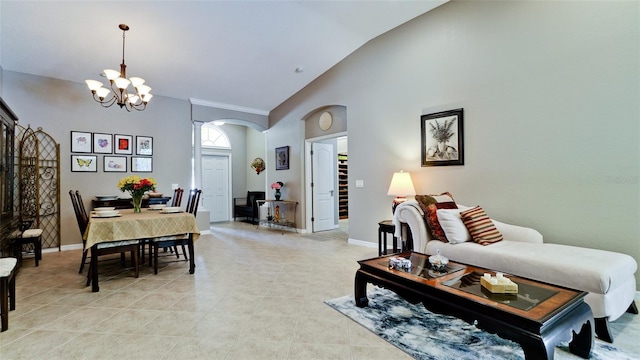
top-left (202, 154), bottom-right (230, 222)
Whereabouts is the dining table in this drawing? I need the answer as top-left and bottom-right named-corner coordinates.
top-left (83, 208), bottom-right (201, 292)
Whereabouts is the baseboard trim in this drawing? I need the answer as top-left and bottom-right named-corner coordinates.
top-left (60, 244), bottom-right (84, 252)
top-left (348, 238), bottom-right (377, 248)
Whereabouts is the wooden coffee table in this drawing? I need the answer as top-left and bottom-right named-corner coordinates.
top-left (355, 252), bottom-right (594, 360)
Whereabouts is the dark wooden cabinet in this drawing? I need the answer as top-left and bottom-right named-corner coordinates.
top-left (0, 98), bottom-right (18, 259)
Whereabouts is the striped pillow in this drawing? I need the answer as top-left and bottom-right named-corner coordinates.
top-left (459, 206), bottom-right (503, 245)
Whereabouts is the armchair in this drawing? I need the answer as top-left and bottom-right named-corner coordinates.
top-left (233, 191), bottom-right (265, 224)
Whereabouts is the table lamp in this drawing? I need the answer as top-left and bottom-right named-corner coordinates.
top-left (387, 170), bottom-right (416, 214)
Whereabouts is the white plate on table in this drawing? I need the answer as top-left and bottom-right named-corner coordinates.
top-left (94, 207), bottom-right (116, 212)
top-left (149, 204), bottom-right (167, 210)
top-left (91, 211), bottom-right (121, 218)
top-left (160, 207), bottom-right (182, 214)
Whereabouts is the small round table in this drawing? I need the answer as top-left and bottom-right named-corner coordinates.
top-left (378, 220), bottom-right (399, 256)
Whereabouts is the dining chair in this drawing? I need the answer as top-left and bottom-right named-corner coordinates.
top-left (150, 189), bottom-right (201, 274)
top-left (169, 187), bottom-right (184, 256)
top-left (86, 239), bottom-right (140, 287)
top-left (70, 190), bottom-right (134, 283)
top-left (10, 220), bottom-right (43, 267)
top-left (171, 188), bottom-right (184, 207)
top-left (0, 257), bottom-right (17, 332)
top-left (69, 190), bottom-right (90, 273)
top-left (185, 188), bottom-right (202, 216)
top-left (145, 187), bottom-right (185, 264)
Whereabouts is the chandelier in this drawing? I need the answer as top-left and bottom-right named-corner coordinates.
top-left (85, 24), bottom-right (152, 112)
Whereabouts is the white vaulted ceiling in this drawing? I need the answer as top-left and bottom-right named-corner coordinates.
top-left (0, 0), bottom-right (446, 113)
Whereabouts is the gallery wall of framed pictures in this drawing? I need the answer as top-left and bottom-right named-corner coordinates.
top-left (70, 131), bottom-right (153, 173)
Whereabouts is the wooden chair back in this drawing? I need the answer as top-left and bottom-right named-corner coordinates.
top-left (69, 190), bottom-right (88, 235)
top-left (171, 188), bottom-right (184, 207)
top-left (185, 189), bottom-right (202, 216)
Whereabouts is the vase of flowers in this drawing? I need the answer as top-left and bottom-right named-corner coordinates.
top-left (271, 181), bottom-right (284, 200)
top-left (118, 175), bottom-right (157, 213)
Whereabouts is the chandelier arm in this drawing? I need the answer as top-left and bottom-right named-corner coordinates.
top-left (91, 92), bottom-right (117, 107)
top-left (100, 98), bottom-right (116, 108)
top-left (132, 102), bottom-right (147, 111)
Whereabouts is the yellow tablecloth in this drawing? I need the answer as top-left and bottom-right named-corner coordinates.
top-left (83, 209), bottom-right (200, 250)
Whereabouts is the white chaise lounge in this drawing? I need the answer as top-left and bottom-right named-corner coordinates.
top-left (394, 200), bottom-right (638, 342)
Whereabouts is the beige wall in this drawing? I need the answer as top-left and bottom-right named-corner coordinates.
top-left (269, 1), bottom-right (639, 286)
top-left (245, 127), bottom-right (266, 192)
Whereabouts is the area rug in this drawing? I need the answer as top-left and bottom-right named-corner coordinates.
top-left (325, 287), bottom-right (636, 360)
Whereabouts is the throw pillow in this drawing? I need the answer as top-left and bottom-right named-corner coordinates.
top-left (415, 192), bottom-right (457, 242)
top-left (436, 209), bottom-right (471, 244)
top-left (415, 192), bottom-right (455, 210)
top-left (425, 202), bottom-right (458, 242)
top-left (459, 206), bottom-right (504, 246)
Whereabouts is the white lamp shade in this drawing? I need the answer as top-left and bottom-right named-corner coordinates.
top-left (387, 171), bottom-right (416, 196)
top-left (113, 77), bottom-right (131, 89)
top-left (95, 87), bottom-right (111, 99)
top-left (85, 79), bottom-right (104, 91)
top-left (129, 77), bottom-right (145, 87)
top-left (103, 69), bottom-right (121, 80)
top-left (136, 84), bottom-right (151, 95)
top-left (141, 93), bottom-right (153, 103)
top-left (127, 95), bottom-right (140, 104)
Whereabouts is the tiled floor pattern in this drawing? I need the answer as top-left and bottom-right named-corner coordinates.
top-left (1, 221), bottom-right (638, 359)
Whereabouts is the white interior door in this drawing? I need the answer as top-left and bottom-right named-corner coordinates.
top-left (202, 155), bottom-right (230, 222)
top-left (312, 142), bottom-right (335, 232)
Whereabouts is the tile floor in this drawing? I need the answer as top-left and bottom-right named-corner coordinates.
top-left (1, 221), bottom-right (638, 359)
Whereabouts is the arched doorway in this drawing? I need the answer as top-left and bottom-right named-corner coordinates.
top-left (200, 122), bottom-right (232, 222)
top-left (303, 105), bottom-right (348, 233)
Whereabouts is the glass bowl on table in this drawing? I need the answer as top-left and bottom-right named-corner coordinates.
top-left (429, 249), bottom-right (449, 273)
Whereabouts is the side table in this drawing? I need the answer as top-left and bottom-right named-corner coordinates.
top-left (256, 200), bottom-right (298, 233)
top-left (378, 220), bottom-right (399, 256)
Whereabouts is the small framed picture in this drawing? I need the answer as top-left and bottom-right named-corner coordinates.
top-left (103, 156), bottom-right (127, 172)
top-left (114, 134), bottom-right (133, 155)
top-left (70, 131), bottom-right (92, 153)
top-left (71, 155), bottom-right (97, 172)
top-left (93, 133), bottom-right (113, 154)
top-left (136, 136), bottom-right (153, 156)
top-left (275, 146), bottom-right (289, 170)
top-left (131, 156), bottom-right (153, 172)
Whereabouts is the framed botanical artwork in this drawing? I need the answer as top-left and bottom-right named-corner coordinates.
top-left (103, 156), bottom-right (127, 172)
top-left (114, 134), bottom-right (133, 155)
top-left (70, 131), bottom-right (92, 153)
top-left (421, 108), bottom-right (464, 167)
top-left (131, 156), bottom-right (153, 172)
top-left (136, 136), bottom-right (153, 156)
top-left (275, 146), bottom-right (289, 170)
top-left (71, 155), bottom-right (97, 172)
top-left (93, 133), bottom-right (113, 154)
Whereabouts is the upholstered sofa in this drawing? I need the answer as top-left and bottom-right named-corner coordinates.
top-left (394, 199), bottom-right (638, 343)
